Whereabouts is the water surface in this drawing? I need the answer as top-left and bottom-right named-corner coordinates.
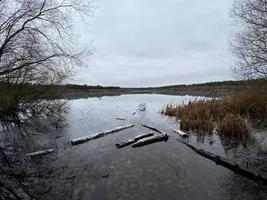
top-left (1, 94), bottom-right (267, 200)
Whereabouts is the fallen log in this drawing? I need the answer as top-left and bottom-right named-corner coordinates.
top-left (174, 129), bottom-right (189, 137)
top-left (71, 124), bottom-right (135, 145)
top-left (141, 124), bottom-right (165, 134)
top-left (177, 139), bottom-right (267, 185)
top-left (26, 149), bottom-right (56, 157)
top-left (116, 132), bottom-right (154, 148)
top-left (132, 134), bottom-right (169, 148)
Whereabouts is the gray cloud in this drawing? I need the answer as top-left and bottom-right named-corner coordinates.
top-left (74, 0), bottom-right (233, 87)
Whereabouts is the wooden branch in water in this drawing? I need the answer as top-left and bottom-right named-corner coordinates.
top-left (71, 124), bottom-right (135, 145)
top-left (26, 149), bottom-right (56, 157)
top-left (141, 124), bottom-right (165, 134)
top-left (116, 132), bottom-right (154, 148)
top-left (174, 130), bottom-right (189, 137)
top-left (177, 139), bottom-right (267, 185)
top-left (116, 118), bottom-right (126, 121)
top-left (132, 133), bottom-right (169, 148)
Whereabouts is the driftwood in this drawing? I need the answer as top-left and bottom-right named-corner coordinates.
top-left (116, 132), bottom-right (154, 148)
top-left (71, 124), bottom-right (135, 145)
top-left (132, 134), bottom-right (169, 148)
top-left (174, 130), bottom-right (189, 137)
top-left (26, 149), bottom-right (56, 157)
top-left (177, 139), bottom-right (267, 185)
top-left (141, 124), bottom-right (165, 134)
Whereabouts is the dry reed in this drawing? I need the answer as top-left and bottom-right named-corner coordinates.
top-left (162, 91), bottom-right (266, 137)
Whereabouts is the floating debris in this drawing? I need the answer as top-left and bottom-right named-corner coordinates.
top-left (116, 118), bottom-right (126, 121)
top-left (71, 124), bottom-right (135, 145)
top-left (102, 174), bottom-right (110, 178)
top-left (173, 129), bottom-right (189, 137)
top-left (132, 134), bottom-right (169, 148)
top-left (116, 132), bottom-right (154, 148)
top-left (26, 149), bottom-right (56, 157)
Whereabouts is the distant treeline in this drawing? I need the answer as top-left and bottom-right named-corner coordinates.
top-left (132, 78), bottom-right (267, 90)
top-left (124, 78), bottom-right (266, 96)
top-left (0, 78), bottom-right (266, 91)
top-left (62, 84), bottom-right (121, 90)
top-left (0, 82), bottom-right (124, 99)
top-left (0, 78), bottom-right (266, 99)
top-left (0, 82), bottom-right (122, 92)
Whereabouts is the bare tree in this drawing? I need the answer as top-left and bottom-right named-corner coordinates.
top-left (231, 0), bottom-right (267, 79)
top-left (0, 0), bottom-right (93, 85)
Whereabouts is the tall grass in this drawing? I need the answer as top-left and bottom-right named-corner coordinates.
top-left (162, 90), bottom-right (267, 137)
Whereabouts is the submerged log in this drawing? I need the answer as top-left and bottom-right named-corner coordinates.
top-left (71, 124), bottom-right (135, 145)
top-left (116, 132), bottom-right (154, 148)
top-left (26, 149), bottom-right (56, 157)
top-left (141, 124), bottom-right (165, 134)
top-left (177, 139), bottom-right (267, 185)
top-left (132, 134), bottom-right (169, 148)
top-left (174, 130), bottom-right (189, 137)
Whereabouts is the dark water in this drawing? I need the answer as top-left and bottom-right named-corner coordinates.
top-left (1, 94), bottom-right (267, 200)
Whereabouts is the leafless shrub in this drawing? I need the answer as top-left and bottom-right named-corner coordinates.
top-left (0, 0), bottom-right (94, 85)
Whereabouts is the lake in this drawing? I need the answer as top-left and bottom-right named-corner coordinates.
top-left (1, 94), bottom-right (267, 200)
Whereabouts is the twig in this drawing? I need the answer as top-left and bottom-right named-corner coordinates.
top-left (115, 118), bottom-right (126, 121)
top-left (141, 124), bottom-right (165, 134)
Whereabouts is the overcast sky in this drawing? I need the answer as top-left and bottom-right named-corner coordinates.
top-left (74, 0), bottom-right (234, 87)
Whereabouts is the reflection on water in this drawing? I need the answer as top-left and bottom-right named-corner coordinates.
top-left (219, 135), bottom-right (248, 153)
top-left (0, 94), bottom-right (267, 200)
top-left (0, 98), bottom-right (67, 134)
top-left (0, 95), bottom-right (68, 199)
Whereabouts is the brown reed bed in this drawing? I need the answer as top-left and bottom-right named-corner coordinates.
top-left (162, 90), bottom-right (267, 137)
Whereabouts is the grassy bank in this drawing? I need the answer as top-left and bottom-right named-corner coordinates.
top-left (162, 90), bottom-right (267, 137)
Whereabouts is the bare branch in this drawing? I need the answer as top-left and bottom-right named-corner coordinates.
top-left (0, 0), bottom-right (94, 85)
top-left (231, 0), bottom-right (267, 79)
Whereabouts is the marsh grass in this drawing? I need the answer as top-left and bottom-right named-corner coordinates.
top-left (162, 90), bottom-right (267, 137)
top-left (218, 113), bottom-right (249, 137)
